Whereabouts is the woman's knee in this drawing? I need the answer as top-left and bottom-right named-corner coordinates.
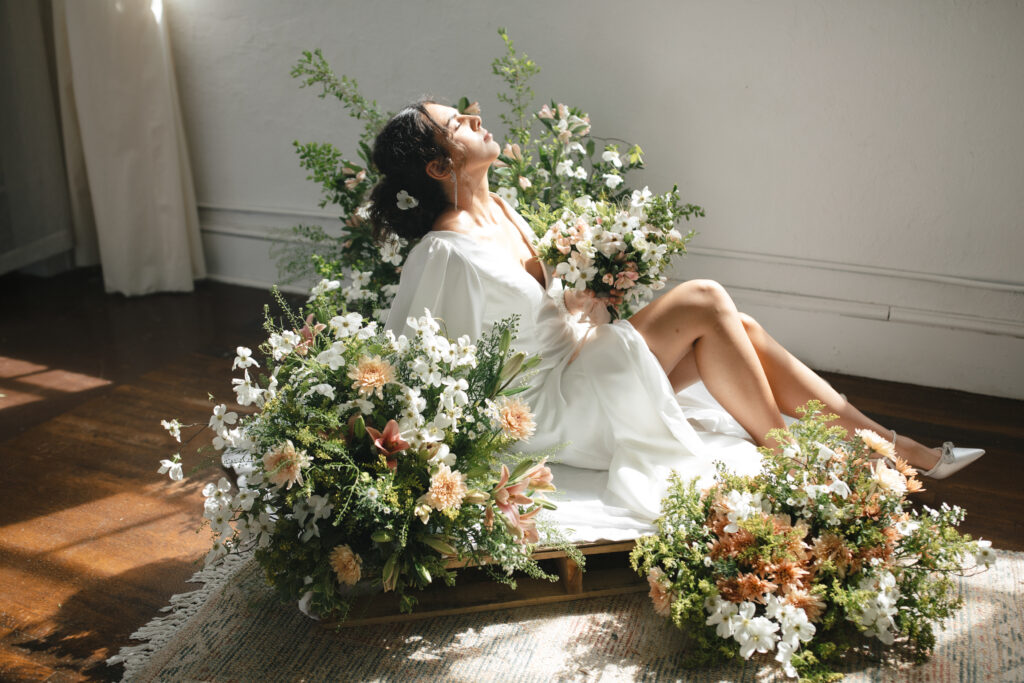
top-left (675, 279), bottom-right (736, 316)
top-left (738, 312), bottom-right (761, 333)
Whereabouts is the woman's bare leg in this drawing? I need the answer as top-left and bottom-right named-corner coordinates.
top-left (631, 280), bottom-right (940, 470)
top-left (629, 280), bottom-right (786, 448)
top-left (736, 313), bottom-right (940, 470)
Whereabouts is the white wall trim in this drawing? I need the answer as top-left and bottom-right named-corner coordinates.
top-left (687, 245), bottom-right (1024, 294)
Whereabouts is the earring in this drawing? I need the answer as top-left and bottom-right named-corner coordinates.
top-left (450, 170), bottom-right (459, 209)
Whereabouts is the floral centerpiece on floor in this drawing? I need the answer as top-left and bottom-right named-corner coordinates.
top-left (523, 189), bottom-right (699, 320)
top-left (159, 286), bottom-right (574, 619)
top-left (630, 401), bottom-right (994, 682)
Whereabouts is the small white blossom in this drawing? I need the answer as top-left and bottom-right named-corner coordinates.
top-left (306, 278), bottom-right (341, 302)
top-left (158, 457), bottom-right (183, 481)
top-left (209, 404), bottom-right (238, 431)
top-left (602, 149), bottom-right (622, 168)
top-left (161, 419), bottom-right (182, 442)
top-left (396, 189), bottom-right (419, 210)
top-left (232, 346), bottom-right (259, 370)
top-left (602, 173), bottom-right (623, 189)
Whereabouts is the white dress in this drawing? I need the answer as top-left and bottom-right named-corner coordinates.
top-left (385, 195), bottom-right (763, 542)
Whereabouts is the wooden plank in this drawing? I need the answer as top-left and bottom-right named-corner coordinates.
top-left (330, 563), bottom-right (646, 628)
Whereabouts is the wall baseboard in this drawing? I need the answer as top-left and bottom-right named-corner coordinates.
top-left (197, 204), bottom-right (1024, 399)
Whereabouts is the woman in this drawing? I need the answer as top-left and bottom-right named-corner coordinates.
top-left (371, 100), bottom-right (982, 524)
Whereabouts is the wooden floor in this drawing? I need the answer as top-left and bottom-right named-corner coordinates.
top-left (0, 268), bottom-right (1021, 682)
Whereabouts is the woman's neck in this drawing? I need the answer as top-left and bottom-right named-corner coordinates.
top-left (446, 166), bottom-right (499, 230)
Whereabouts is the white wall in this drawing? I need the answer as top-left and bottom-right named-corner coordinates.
top-left (164, 0), bottom-right (1024, 399)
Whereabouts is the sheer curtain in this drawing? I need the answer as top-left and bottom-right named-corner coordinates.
top-left (50, 0), bottom-right (205, 295)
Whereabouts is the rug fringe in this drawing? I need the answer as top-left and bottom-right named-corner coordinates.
top-left (106, 550), bottom-right (254, 681)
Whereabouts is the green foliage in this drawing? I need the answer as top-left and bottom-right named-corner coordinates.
top-left (630, 402), bottom-right (991, 680)
top-left (275, 31), bottom-right (704, 320)
top-left (492, 27), bottom-right (540, 146)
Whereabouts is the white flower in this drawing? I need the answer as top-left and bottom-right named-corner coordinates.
top-left (315, 342), bottom-right (347, 371)
top-left (630, 186), bottom-right (653, 208)
top-left (571, 166), bottom-right (588, 180)
top-left (232, 488), bottom-right (257, 511)
top-left (209, 404), bottom-right (238, 431)
top-left (602, 173), bottom-right (623, 189)
top-left (232, 370), bottom-right (263, 407)
top-left (496, 186), bottom-right (519, 208)
top-left (158, 457), bottom-right (183, 481)
top-left (975, 539), bottom-right (996, 567)
top-left (895, 519), bottom-right (920, 536)
top-left (555, 159), bottom-right (574, 177)
top-left (303, 383), bottom-right (336, 401)
top-left (414, 501), bottom-right (432, 524)
top-left (593, 230), bottom-right (626, 257)
top-left (775, 641), bottom-right (798, 678)
top-left (602, 149), bottom-right (622, 168)
top-left (828, 478), bottom-right (851, 499)
top-left (705, 596), bottom-right (738, 638)
top-left (205, 538), bottom-right (229, 566)
top-left (306, 278), bottom-right (341, 303)
top-left (379, 234), bottom-right (406, 266)
top-left (554, 260), bottom-right (585, 290)
top-left (723, 489), bottom-right (758, 533)
top-left (536, 168), bottom-right (550, 182)
top-left (161, 419), bottom-right (182, 442)
top-left (232, 346), bottom-right (259, 370)
top-left (396, 189), bottom-right (419, 210)
top-left (566, 141), bottom-right (585, 155)
top-left (426, 443), bottom-right (457, 469)
top-left (329, 312), bottom-right (364, 338)
top-left (873, 460), bottom-right (907, 496)
top-left (267, 332), bottom-right (295, 360)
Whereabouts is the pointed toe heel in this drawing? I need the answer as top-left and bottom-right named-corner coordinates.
top-left (921, 442), bottom-right (985, 480)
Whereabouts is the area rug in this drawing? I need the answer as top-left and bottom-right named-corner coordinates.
top-left (108, 550), bottom-right (1024, 682)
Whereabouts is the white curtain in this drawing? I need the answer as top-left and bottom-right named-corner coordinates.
top-left (52, 0), bottom-right (205, 295)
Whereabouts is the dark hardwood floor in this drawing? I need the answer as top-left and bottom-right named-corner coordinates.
top-left (0, 268), bottom-right (1020, 682)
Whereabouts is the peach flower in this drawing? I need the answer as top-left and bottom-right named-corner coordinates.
top-left (348, 355), bottom-right (394, 399)
top-left (856, 428), bottom-right (896, 460)
top-left (329, 544), bottom-right (362, 586)
top-left (423, 464), bottom-right (467, 511)
top-left (261, 440), bottom-right (311, 489)
top-left (495, 396), bottom-right (536, 441)
top-left (647, 567), bottom-right (673, 617)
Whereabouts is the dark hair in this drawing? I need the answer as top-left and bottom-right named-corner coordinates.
top-left (368, 100), bottom-right (455, 243)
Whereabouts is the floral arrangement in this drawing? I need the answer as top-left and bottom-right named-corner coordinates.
top-left (275, 29), bottom-right (700, 319)
top-left (159, 285), bottom-right (575, 619)
top-left (630, 402), bottom-right (993, 682)
top-left (523, 189), bottom-right (699, 319)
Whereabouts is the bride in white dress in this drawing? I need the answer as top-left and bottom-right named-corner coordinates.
top-left (371, 101), bottom-right (982, 539)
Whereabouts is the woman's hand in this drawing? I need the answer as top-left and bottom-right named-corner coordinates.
top-left (564, 288), bottom-right (623, 325)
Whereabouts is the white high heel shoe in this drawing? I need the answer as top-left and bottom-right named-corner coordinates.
top-left (920, 442), bottom-right (985, 480)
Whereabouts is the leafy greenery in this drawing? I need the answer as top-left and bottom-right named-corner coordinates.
top-left (631, 402), bottom-right (991, 680)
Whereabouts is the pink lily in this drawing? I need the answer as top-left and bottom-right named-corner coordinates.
top-left (516, 506), bottom-right (542, 544)
top-left (492, 464), bottom-right (533, 524)
top-left (523, 458), bottom-right (556, 492)
top-left (295, 314), bottom-right (326, 356)
top-left (365, 419), bottom-right (410, 470)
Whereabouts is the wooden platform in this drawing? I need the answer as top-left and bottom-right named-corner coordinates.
top-left (334, 541), bottom-right (644, 627)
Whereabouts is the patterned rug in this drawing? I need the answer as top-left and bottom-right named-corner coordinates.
top-left (109, 550), bottom-right (1024, 682)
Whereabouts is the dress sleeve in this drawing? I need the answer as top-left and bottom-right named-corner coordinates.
top-left (384, 236), bottom-right (487, 341)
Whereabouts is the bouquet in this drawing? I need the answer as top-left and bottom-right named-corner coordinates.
top-left (524, 189), bottom-right (699, 320)
top-left (630, 402), bottom-right (994, 681)
top-left (159, 287), bottom-right (573, 619)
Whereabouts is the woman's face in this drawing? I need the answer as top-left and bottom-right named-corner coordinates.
top-left (424, 102), bottom-right (500, 171)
